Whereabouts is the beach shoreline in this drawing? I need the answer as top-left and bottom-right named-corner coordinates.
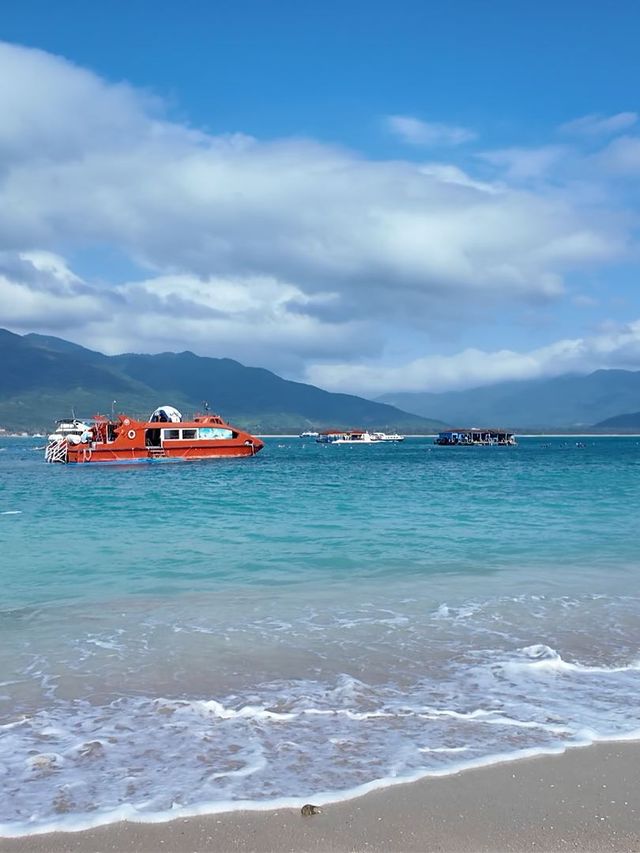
top-left (2, 740), bottom-right (638, 852)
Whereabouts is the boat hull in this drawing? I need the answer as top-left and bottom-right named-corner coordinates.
top-left (66, 445), bottom-right (260, 464)
top-left (327, 439), bottom-right (381, 444)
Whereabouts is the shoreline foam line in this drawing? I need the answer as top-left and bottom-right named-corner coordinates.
top-left (2, 740), bottom-right (640, 853)
top-left (2, 733), bottom-right (640, 839)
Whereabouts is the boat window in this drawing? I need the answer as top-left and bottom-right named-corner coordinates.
top-left (181, 429), bottom-right (197, 439)
top-left (163, 429), bottom-right (180, 440)
top-left (198, 427), bottom-right (234, 440)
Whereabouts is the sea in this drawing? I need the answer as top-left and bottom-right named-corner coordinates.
top-left (1, 435), bottom-right (640, 835)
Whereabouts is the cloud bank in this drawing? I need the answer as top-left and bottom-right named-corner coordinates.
top-left (306, 321), bottom-right (640, 395)
top-left (0, 42), bottom-right (638, 392)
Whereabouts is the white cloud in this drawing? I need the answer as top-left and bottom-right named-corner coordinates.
top-left (0, 42), bottom-right (634, 387)
top-left (596, 135), bottom-right (640, 175)
top-left (560, 112), bottom-right (638, 137)
top-left (0, 44), bottom-right (623, 306)
top-left (418, 163), bottom-right (500, 194)
top-left (385, 115), bottom-right (477, 146)
top-left (305, 322), bottom-right (640, 396)
top-left (478, 146), bottom-right (569, 181)
top-left (0, 253), bottom-right (375, 372)
top-left (0, 252), bottom-right (104, 328)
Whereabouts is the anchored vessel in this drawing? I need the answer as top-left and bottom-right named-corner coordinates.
top-left (316, 429), bottom-right (381, 444)
top-left (435, 428), bottom-right (517, 446)
top-left (371, 431), bottom-right (405, 442)
top-left (45, 405), bottom-right (264, 464)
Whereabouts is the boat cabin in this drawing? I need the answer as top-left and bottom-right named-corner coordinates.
top-left (145, 419), bottom-right (236, 447)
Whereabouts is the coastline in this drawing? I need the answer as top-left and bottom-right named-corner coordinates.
top-left (2, 741), bottom-right (639, 852)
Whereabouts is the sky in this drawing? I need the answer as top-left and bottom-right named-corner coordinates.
top-left (1, 0), bottom-right (640, 396)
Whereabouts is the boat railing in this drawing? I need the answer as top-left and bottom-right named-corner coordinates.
top-left (101, 411), bottom-right (225, 424)
top-left (45, 440), bottom-right (68, 464)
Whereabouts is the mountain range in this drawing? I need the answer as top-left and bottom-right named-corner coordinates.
top-left (3, 328), bottom-right (640, 433)
top-left (378, 370), bottom-right (640, 430)
top-left (0, 329), bottom-right (445, 433)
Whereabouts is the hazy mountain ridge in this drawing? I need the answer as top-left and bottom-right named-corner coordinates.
top-left (378, 370), bottom-right (640, 429)
top-left (0, 329), bottom-right (446, 433)
top-left (594, 411), bottom-right (640, 429)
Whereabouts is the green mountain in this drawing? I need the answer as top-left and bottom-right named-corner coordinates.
top-left (378, 370), bottom-right (640, 429)
top-left (0, 329), bottom-right (446, 433)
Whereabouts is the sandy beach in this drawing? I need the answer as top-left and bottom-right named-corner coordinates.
top-left (2, 741), bottom-right (638, 853)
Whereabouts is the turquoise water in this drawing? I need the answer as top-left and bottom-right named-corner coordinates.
top-left (1, 436), bottom-right (640, 833)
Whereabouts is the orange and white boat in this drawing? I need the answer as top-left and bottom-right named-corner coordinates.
top-left (44, 405), bottom-right (264, 464)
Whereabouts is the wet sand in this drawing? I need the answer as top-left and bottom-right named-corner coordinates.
top-left (1, 742), bottom-right (638, 852)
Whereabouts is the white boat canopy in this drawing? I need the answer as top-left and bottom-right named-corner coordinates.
top-left (149, 405), bottom-right (183, 423)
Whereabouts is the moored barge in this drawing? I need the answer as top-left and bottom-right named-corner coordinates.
top-left (435, 428), bottom-right (516, 446)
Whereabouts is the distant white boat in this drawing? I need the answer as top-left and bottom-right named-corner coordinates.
top-left (371, 431), bottom-right (405, 442)
top-left (299, 431), bottom-right (319, 438)
top-left (316, 430), bottom-right (381, 444)
top-left (47, 418), bottom-right (94, 443)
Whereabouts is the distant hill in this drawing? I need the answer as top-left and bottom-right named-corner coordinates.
top-left (378, 370), bottom-right (640, 429)
top-left (0, 329), bottom-right (446, 433)
top-left (594, 411), bottom-right (640, 430)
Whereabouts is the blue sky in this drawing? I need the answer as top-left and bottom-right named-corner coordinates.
top-left (4, 1), bottom-right (638, 150)
top-left (1, 1), bottom-right (640, 394)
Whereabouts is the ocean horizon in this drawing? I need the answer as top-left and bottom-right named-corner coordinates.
top-left (1, 436), bottom-right (639, 836)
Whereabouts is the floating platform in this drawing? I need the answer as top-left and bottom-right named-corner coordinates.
top-left (435, 428), bottom-right (517, 446)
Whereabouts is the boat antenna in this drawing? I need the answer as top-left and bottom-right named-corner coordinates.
top-left (71, 406), bottom-right (76, 419)
top-left (203, 400), bottom-right (209, 412)
top-left (111, 400), bottom-right (117, 418)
